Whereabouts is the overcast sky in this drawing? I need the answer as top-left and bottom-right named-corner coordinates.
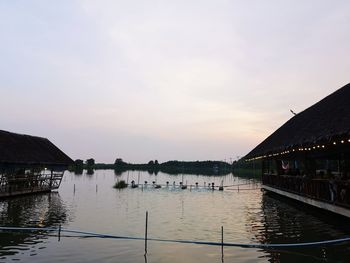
top-left (1, 0), bottom-right (349, 163)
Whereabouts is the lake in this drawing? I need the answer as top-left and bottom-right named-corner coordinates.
top-left (0, 170), bottom-right (350, 262)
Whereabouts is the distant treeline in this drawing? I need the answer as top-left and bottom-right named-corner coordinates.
top-left (70, 158), bottom-right (233, 176)
top-left (232, 158), bottom-right (262, 178)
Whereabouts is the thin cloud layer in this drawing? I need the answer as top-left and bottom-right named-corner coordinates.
top-left (1, 0), bottom-right (349, 162)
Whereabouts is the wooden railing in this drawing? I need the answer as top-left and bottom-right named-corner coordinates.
top-left (0, 172), bottom-right (64, 197)
top-left (262, 174), bottom-right (350, 208)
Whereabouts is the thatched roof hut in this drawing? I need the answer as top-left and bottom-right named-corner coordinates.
top-left (245, 83), bottom-right (350, 160)
top-left (0, 130), bottom-right (73, 169)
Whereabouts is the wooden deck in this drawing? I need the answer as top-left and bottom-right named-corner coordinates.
top-left (262, 173), bottom-right (350, 217)
top-left (0, 172), bottom-right (63, 198)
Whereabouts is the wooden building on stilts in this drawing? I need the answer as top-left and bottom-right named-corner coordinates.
top-left (245, 83), bottom-right (350, 217)
top-left (0, 130), bottom-right (73, 198)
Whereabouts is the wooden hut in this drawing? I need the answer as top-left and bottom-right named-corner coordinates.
top-left (0, 130), bottom-right (73, 197)
top-left (245, 83), bottom-right (350, 217)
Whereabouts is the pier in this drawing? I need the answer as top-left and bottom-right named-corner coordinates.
top-left (0, 130), bottom-right (73, 198)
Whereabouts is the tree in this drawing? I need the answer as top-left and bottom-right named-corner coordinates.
top-left (86, 158), bottom-right (95, 167)
top-left (114, 158), bottom-right (124, 165)
top-left (74, 159), bottom-right (84, 168)
top-left (114, 158), bottom-right (127, 170)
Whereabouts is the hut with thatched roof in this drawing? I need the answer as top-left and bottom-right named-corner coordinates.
top-left (0, 130), bottom-right (73, 197)
top-left (245, 83), bottom-right (350, 217)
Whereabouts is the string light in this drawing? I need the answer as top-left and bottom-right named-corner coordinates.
top-left (246, 137), bottom-right (350, 161)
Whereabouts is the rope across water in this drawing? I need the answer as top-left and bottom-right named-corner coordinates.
top-left (1, 226), bottom-right (350, 249)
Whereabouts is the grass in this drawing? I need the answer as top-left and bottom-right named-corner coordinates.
top-left (113, 180), bottom-right (128, 189)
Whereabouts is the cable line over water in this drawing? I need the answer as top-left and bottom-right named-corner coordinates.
top-left (1, 226), bottom-right (350, 249)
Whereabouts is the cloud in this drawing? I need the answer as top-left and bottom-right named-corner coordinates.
top-left (1, 0), bottom-right (350, 162)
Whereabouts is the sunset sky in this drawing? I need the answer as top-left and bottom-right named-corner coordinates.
top-left (1, 0), bottom-right (349, 163)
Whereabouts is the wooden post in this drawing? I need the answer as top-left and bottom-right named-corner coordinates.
top-left (49, 170), bottom-right (53, 188)
top-left (58, 224), bottom-right (61, 242)
top-left (73, 184), bottom-right (75, 193)
top-left (221, 226), bottom-right (224, 261)
top-left (145, 211), bottom-right (148, 255)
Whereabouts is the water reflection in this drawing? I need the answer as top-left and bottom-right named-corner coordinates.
top-left (114, 169), bottom-right (123, 176)
top-left (247, 192), bottom-right (350, 262)
top-left (0, 192), bottom-right (69, 259)
top-left (86, 168), bottom-right (94, 176)
top-left (2, 170), bottom-right (350, 262)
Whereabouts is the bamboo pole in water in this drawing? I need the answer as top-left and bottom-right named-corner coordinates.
top-left (221, 226), bottom-right (224, 261)
top-left (145, 211), bottom-right (148, 255)
top-left (58, 225), bottom-right (61, 242)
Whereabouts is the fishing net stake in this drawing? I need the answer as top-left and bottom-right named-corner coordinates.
top-left (58, 225), bottom-right (61, 242)
top-left (144, 211), bottom-right (148, 255)
top-left (221, 226), bottom-right (224, 261)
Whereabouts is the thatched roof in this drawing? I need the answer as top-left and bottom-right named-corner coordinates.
top-left (0, 130), bottom-right (73, 167)
top-left (245, 83), bottom-right (350, 159)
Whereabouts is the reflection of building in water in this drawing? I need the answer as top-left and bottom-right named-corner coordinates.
top-left (246, 193), bottom-right (350, 262)
top-left (0, 192), bottom-right (69, 258)
top-left (245, 83), bottom-right (350, 217)
top-left (0, 130), bottom-right (73, 198)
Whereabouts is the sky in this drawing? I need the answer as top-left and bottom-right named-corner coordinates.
top-left (1, 0), bottom-right (350, 163)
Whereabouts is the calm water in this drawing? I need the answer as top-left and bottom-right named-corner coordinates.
top-left (0, 170), bottom-right (350, 262)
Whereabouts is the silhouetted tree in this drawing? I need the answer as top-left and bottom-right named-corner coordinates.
top-left (86, 158), bottom-right (95, 167)
top-left (73, 159), bottom-right (84, 175)
top-left (114, 158), bottom-right (128, 173)
top-left (75, 159), bottom-right (84, 167)
top-left (114, 158), bottom-right (124, 165)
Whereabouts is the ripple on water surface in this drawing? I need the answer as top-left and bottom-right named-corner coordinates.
top-left (1, 171), bottom-right (350, 262)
